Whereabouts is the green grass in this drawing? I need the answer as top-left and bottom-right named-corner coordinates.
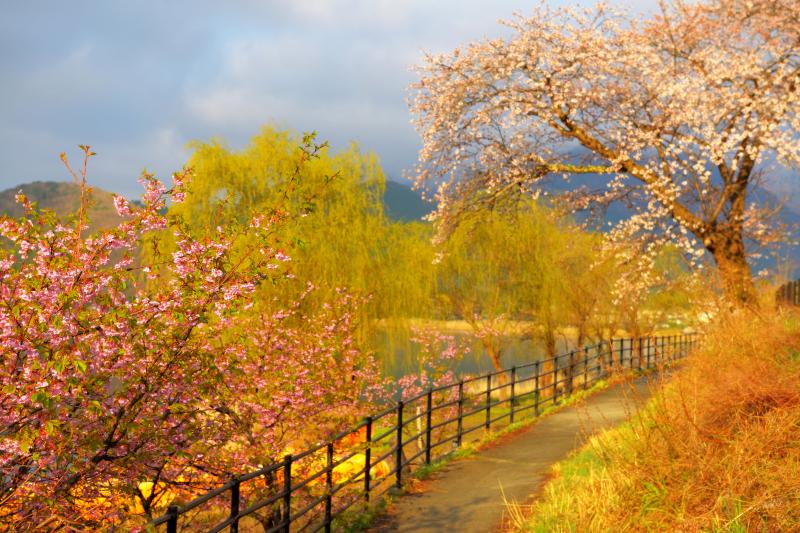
top-left (517, 445), bottom-right (598, 533)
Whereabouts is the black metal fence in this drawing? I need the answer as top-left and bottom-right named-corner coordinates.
top-left (145, 334), bottom-right (697, 532)
top-left (776, 279), bottom-right (800, 306)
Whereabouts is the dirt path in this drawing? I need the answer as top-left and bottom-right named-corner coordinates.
top-left (368, 379), bottom-right (652, 533)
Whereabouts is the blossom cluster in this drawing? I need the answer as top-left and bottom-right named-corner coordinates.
top-left (409, 0), bottom-right (800, 300)
top-left (0, 148), bottom-right (381, 528)
top-left (398, 328), bottom-right (469, 400)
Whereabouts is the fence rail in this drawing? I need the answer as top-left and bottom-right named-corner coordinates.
top-left (146, 334), bottom-right (697, 532)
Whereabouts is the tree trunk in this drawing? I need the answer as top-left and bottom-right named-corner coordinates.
top-left (481, 337), bottom-right (504, 374)
top-left (575, 322), bottom-right (586, 353)
top-left (706, 229), bottom-right (755, 305)
top-left (480, 338), bottom-right (509, 399)
top-left (540, 327), bottom-right (557, 397)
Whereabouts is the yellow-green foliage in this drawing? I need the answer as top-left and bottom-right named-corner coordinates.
top-left (173, 126), bottom-right (384, 298)
top-left (518, 309), bottom-right (800, 532)
top-left (154, 125), bottom-right (437, 347)
top-left (437, 200), bottom-right (601, 358)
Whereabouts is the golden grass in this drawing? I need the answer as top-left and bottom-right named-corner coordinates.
top-left (515, 308), bottom-right (800, 532)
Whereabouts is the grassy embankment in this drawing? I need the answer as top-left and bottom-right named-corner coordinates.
top-left (513, 309), bottom-right (800, 532)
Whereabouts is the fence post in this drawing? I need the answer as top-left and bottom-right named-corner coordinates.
top-left (485, 374), bottom-right (492, 430)
top-left (599, 339), bottom-right (606, 374)
top-left (567, 351), bottom-right (574, 396)
top-left (364, 416), bottom-right (372, 502)
top-left (425, 388), bottom-right (433, 465)
top-left (629, 338), bottom-right (635, 370)
top-left (618, 338), bottom-right (625, 367)
top-left (534, 361), bottom-right (541, 416)
top-left (325, 443), bottom-right (333, 533)
top-left (455, 380), bottom-right (464, 447)
top-left (509, 366), bottom-right (516, 424)
top-left (395, 400), bottom-right (404, 489)
top-left (166, 505), bottom-right (178, 533)
top-left (637, 338), bottom-right (642, 370)
top-left (552, 356), bottom-right (559, 405)
top-left (583, 347), bottom-right (589, 390)
top-left (646, 337), bottom-right (651, 368)
top-left (282, 454), bottom-right (292, 533)
top-left (230, 476), bottom-right (240, 533)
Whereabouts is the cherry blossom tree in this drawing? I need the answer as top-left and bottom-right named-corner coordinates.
top-left (0, 146), bottom-right (383, 529)
top-left (410, 0), bottom-right (800, 304)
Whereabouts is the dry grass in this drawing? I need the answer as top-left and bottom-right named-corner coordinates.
top-left (517, 308), bottom-right (800, 532)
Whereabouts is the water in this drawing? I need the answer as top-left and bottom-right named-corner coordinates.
top-left (374, 330), bottom-right (574, 378)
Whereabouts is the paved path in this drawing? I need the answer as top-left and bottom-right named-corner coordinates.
top-left (369, 379), bottom-right (652, 533)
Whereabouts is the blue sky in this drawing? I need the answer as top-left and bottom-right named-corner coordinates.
top-left (2, 0), bottom-right (668, 198)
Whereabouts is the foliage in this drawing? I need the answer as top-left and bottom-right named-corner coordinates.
top-left (161, 126), bottom-right (435, 333)
top-left (0, 146), bottom-right (383, 529)
top-left (517, 308), bottom-right (800, 531)
top-left (410, 0), bottom-right (800, 303)
top-left (592, 243), bottom-right (696, 344)
top-left (435, 200), bottom-right (597, 364)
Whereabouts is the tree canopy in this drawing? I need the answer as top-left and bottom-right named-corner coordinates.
top-left (161, 126), bottom-right (438, 347)
top-left (410, 0), bottom-right (800, 304)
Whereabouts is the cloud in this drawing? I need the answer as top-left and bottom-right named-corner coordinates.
top-left (0, 0), bottom-right (691, 197)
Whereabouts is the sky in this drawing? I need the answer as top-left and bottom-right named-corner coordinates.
top-left (2, 0), bottom-right (664, 198)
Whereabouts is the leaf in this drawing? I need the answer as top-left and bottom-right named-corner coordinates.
top-left (44, 420), bottom-right (60, 436)
top-left (32, 390), bottom-right (51, 407)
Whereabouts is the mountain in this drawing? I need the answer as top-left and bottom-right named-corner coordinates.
top-left (383, 180), bottom-right (433, 222)
top-left (5, 179), bottom-right (794, 274)
top-left (0, 180), bottom-right (434, 227)
top-left (0, 181), bottom-right (123, 233)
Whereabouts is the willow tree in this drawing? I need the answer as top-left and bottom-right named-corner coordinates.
top-left (436, 200), bottom-right (597, 372)
top-left (410, 0), bottom-right (799, 304)
top-left (161, 126), bottom-right (434, 349)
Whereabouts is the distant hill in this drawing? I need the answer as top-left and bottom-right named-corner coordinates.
top-left (383, 180), bottom-right (433, 222)
top-left (5, 179), bottom-right (794, 274)
top-left (0, 180), bottom-right (434, 228)
top-left (0, 181), bottom-right (123, 233)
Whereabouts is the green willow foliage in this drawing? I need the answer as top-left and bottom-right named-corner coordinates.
top-left (157, 126), bottom-right (436, 348)
top-left (436, 200), bottom-right (600, 365)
